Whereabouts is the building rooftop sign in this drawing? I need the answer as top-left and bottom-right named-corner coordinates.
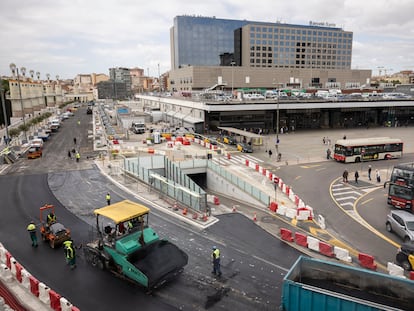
top-left (309, 21), bottom-right (337, 28)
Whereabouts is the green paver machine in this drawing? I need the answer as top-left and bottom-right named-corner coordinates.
top-left (84, 200), bottom-right (188, 290)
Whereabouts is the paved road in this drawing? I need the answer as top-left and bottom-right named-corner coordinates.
top-left (0, 105), bottom-right (304, 310)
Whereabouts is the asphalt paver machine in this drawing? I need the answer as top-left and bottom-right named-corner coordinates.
top-left (84, 200), bottom-right (188, 290)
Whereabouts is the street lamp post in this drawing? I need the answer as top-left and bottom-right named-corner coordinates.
top-left (9, 63), bottom-right (27, 141)
top-left (0, 78), bottom-right (9, 145)
top-left (230, 61), bottom-right (236, 97)
top-left (276, 89), bottom-right (280, 154)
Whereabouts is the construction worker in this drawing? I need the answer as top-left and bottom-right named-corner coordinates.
top-left (27, 221), bottom-right (38, 247)
top-left (211, 246), bottom-right (222, 276)
top-left (47, 212), bottom-right (57, 225)
top-left (75, 151), bottom-right (80, 162)
top-left (106, 192), bottom-right (111, 205)
top-left (63, 240), bottom-right (76, 269)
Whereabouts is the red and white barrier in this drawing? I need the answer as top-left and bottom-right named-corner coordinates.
top-left (60, 297), bottom-right (74, 311)
top-left (387, 262), bottom-right (405, 278)
top-left (358, 253), bottom-right (377, 270)
top-left (334, 246), bottom-right (352, 263)
top-left (38, 282), bottom-right (50, 305)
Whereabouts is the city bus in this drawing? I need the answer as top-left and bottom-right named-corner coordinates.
top-left (387, 163), bottom-right (414, 212)
top-left (333, 137), bottom-right (403, 163)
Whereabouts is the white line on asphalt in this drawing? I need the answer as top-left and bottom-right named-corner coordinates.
top-left (333, 190), bottom-right (362, 195)
top-left (336, 196), bottom-right (358, 201)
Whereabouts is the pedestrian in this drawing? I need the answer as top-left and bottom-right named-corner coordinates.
top-left (75, 152), bottom-right (80, 162)
top-left (68, 150), bottom-right (72, 159)
top-left (63, 240), bottom-right (76, 270)
top-left (277, 153), bottom-right (282, 162)
top-left (354, 170), bottom-right (359, 184)
top-left (211, 246), bottom-right (222, 277)
top-left (73, 137), bottom-right (77, 145)
top-left (368, 165), bottom-right (372, 181)
top-left (106, 192), bottom-right (111, 205)
top-left (376, 169), bottom-right (381, 183)
top-left (268, 149), bottom-right (272, 158)
top-left (323, 137), bottom-right (326, 144)
top-left (326, 148), bottom-right (331, 159)
top-left (27, 221), bottom-right (38, 247)
top-left (342, 170), bottom-right (348, 183)
top-left (343, 135), bottom-right (347, 140)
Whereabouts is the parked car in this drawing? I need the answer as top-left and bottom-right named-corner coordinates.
top-left (396, 242), bottom-right (414, 270)
top-left (236, 142), bottom-right (253, 153)
top-left (386, 210), bottom-right (414, 242)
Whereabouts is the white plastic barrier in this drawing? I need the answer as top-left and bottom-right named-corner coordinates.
top-left (282, 183), bottom-right (286, 194)
top-left (298, 199), bottom-right (306, 208)
top-left (0, 243), bottom-right (6, 264)
top-left (285, 208), bottom-right (297, 219)
top-left (60, 297), bottom-right (74, 311)
top-left (307, 236), bottom-right (320, 252)
top-left (305, 205), bottom-right (314, 218)
top-left (9, 257), bottom-right (17, 277)
top-left (206, 194), bottom-right (215, 204)
top-left (38, 282), bottom-right (51, 305)
top-left (334, 246), bottom-right (352, 263)
top-left (289, 190), bottom-right (295, 202)
top-left (276, 204), bottom-right (287, 216)
top-left (0, 263), bottom-right (13, 282)
top-left (318, 214), bottom-right (326, 230)
top-left (21, 269), bottom-right (31, 289)
top-left (297, 209), bottom-right (311, 221)
top-left (387, 262), bottom-right (406, 278)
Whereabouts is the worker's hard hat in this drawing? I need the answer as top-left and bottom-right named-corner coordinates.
top-left (212, 246), bottom-right (217, 250)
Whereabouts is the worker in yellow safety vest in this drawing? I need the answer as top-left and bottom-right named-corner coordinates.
top-left (47, 212), bottom-right (57, 225)
top-left (63, 240), bottom-right (76, 269)
top-left (106, 193), bottom-right (111, 205)
top-left (27, 221), bottom-right (38, 247)
top-left (75, 152), bottom-right (80, 162)
top-left (211, 246), bottom-right (222, 276)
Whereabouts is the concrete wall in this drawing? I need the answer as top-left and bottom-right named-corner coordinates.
top-left (206, 169), bottom-right (266, 208)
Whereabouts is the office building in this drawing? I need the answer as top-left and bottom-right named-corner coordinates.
top-left (169, 16), bottom-right (365, 92)
top-left (109, 67), bottom-right (132, 97)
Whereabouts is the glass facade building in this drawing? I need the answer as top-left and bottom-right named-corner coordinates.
top-left (242, 23), bottom-right (353, 70)
top-left (171, 16), bottom-right (353, 71)
top-left (171, 16), bottom-right (249, 69)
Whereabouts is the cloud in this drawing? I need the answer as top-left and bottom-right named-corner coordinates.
top-left (1, 0), bottom-right (413, 79)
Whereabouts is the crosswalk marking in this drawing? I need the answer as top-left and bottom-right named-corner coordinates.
top-left (336, 196), bottom-right (359, 201)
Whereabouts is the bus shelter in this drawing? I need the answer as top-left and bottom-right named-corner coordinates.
top-left (218, 127), bottom-right (263, 146)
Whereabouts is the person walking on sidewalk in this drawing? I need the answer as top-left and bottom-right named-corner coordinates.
top-left (68, 150), bottom-right (72, 159)
top-left (368, 165), bottom-right (372, 181)
top-left (106, 192), bottom-right (111, 205)
top-left (75, 151), bottom-right (80, 162)
top-left (73, 137), bottom-right (77, 145)
top-left (268, 149), bottom-right (272, 158)
top-left (211, 246), bottom-right (222, 277)
top-left (354, 170), bottom-right (359, 184)
top-left (27, 221), bottom-right (38, 247)
top-left (376, 169), bottom-right (381, 183)
top-left (342, 170), bottom-right (349, 183)
top-left (326, 148), bottom-right (331, 159)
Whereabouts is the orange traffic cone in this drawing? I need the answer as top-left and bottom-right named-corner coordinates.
top-left (202, 213), bottom-right (208, 221)
top-left (182, 208), bottom-right (188, 215)
top-left (253, 213), bottom-right (257, 222)
top-left (232, 205), bottom-right (237, 212)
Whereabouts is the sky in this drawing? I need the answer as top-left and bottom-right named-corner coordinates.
top-left (1, 0), bottom-right (413, 80)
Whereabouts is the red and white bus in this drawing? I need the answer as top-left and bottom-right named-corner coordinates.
top-left (333, 137), bottom-right (403, 163)
top-left (387, 164), bottom-right (414, 212)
